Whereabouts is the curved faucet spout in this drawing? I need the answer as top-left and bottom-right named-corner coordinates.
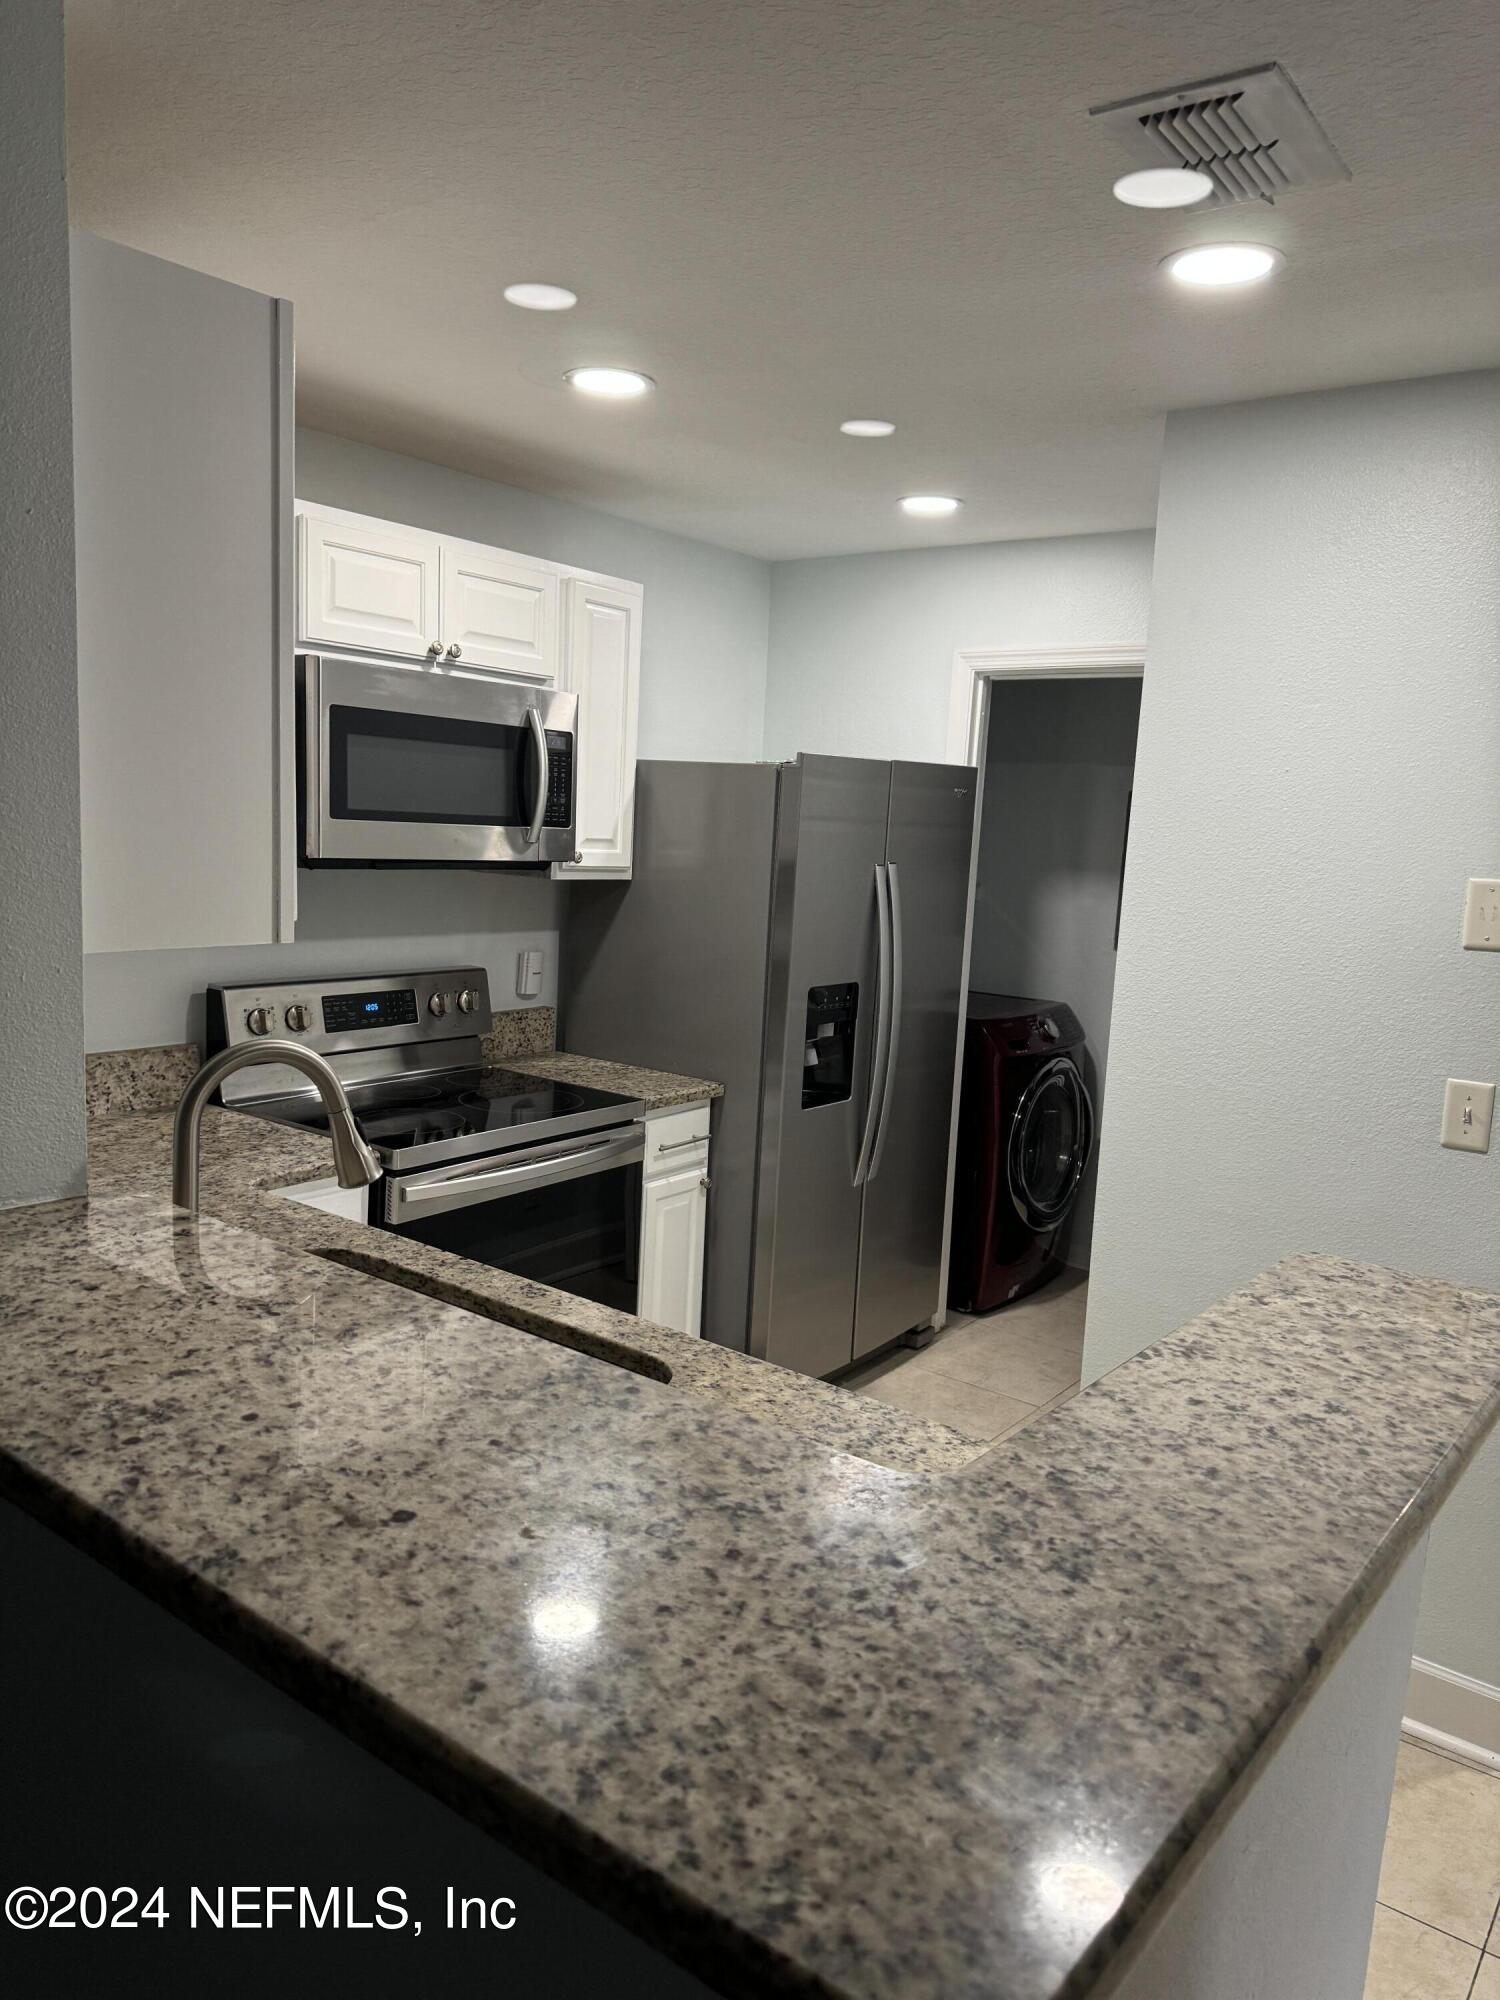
top-left (171, 1041), bottom-right (382, 1214)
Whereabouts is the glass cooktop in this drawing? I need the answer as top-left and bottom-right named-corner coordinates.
top-left (246, 1066), bottom-right (643, 1170)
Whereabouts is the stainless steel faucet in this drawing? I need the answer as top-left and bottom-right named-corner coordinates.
top-left (171, 1040), bottom-right (382, 1213)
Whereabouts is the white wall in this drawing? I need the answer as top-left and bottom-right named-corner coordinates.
top-left (974, 678), bottom-right (1141, 1266)
top-left (763, 530), bottom-right (1153, 763)
top-left (82, 424), bottom-right (775, 1052)
top-left (1087, 373), bottom-right (1500, 1690)
top-left (297, 428), bottom-right (771, 761)
top-left (1, 0), bottom-right (87, 1204)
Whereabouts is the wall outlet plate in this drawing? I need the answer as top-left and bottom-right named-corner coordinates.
top-left (1440, 1078), bottom-right (1494, 1153)
top-left (1461, 878), bottom-right (1500, 950)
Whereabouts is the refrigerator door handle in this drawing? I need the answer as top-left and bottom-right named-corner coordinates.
top-left (852, 863), bottom-right (893, 1187)
top-left (867, 861), bottom-right (904, 1180)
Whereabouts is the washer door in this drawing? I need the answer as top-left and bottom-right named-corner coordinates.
top-left (1007, 1056), bottom-right (1095, 1231)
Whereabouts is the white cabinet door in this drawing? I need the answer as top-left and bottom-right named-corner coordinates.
top-left (554, 576), bottom-right (641, 878)
top-left (639, 1165), bottom-right (707, 1338)
top-left (72, 233), bottom-right (292, 952)
top-left (299, 510), bottom-right (440, 661)
top-left (439, 539), bottom-right (560, 680)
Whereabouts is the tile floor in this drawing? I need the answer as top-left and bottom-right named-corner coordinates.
top-left (844, 1267), bottom-right (1087, 1444)
top-left (1365, 1741), bottom-right (1500, 1998)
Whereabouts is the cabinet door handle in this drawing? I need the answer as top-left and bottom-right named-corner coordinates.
top-left (426, 640), bottom-right (442, 658)
top-left (446, 642), bottom-right (462, 659)
top-left (699, 1175), bottom-right (712, 1191)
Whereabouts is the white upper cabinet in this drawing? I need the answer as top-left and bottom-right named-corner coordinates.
top-left (439, 538), bottom-right (559, 680)
top-left (293, 503), bottom-right (640, 877)
top-left (72, 233), bottom-right (295, 952)
top-left (299, 510), bottom-right (440, 662)
top-left (553, 575), bottom-right (642, 878)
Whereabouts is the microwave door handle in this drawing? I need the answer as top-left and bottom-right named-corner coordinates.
top-left (852, 863), bottom-right (892, 1188)
top-left (524, 705), bottom-right (549, 847)
top-left (866, 861), bottom-right (903, 1181)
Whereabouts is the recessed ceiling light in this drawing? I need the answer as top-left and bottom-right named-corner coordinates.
top-left (840, 418), bottom-right (896, 438)
top-left (1112, 167), bottom-right (1215, 209)
top-left (1163, 242), bottom-right (1282, 287)
top-left (565, 366), bottom-right (655, 399)
top-left (899, 494), bottom-right (962, 518)
top-left (504, 281), bottom-right (578, 311)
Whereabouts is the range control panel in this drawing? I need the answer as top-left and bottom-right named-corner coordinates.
top-left (207, 969), bottom-right (494, 1094)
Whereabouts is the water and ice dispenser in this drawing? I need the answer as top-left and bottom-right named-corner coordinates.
top-left (802, 983), bottom-right (859, 1108)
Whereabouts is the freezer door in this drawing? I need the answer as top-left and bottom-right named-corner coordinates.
top-left (852, 761), bottom-right (977, 1361)
top-left (752, 757), bottom-right (893, 1377)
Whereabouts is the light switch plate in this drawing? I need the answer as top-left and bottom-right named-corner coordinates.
top-left (1441, 1078), bottom-right (1494, 1153)
top-left (1461, 878), bottom-right (1500, 949)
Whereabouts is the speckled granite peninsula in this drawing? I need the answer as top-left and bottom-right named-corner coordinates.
top-left (4, 1112), bottom-right (1500, 2000)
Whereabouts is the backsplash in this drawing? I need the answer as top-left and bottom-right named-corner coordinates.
top-left (86, 1044), bottom-right (201, 1119)
top-left (85, 1006), bottom-right (558, 1119)
top-left (481, 1005), bottom-right (557, 1065)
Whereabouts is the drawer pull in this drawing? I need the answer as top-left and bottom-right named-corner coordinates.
top-left (655, 1134), bottom-right (706, 1154)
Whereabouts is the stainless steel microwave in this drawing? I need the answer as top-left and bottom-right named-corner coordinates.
top-left (299, 653), bottom-right (578, 866)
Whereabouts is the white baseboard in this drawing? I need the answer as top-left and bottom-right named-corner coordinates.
top-left (1403, 1656), bottom-right (1500, 1773)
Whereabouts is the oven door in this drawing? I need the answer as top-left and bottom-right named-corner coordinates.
top-left (378, 1124), bottom-right (644, 1313)
top-left (302, 653), bottom-right (577, 865)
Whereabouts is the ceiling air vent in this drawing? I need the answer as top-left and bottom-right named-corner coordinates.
top-left (1089, 63), bottom-right (1349, 206)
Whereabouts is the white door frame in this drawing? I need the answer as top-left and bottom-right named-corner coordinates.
top-left (933, 641), bottom-right (1146, 1330)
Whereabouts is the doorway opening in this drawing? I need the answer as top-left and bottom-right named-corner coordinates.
top-left (844, 646), bottom-right (1144, 1447)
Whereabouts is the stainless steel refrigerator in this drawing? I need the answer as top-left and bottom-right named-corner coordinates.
top-left (561, 755), bottom-right (977, 1378)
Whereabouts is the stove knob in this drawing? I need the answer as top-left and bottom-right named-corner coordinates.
top-left (284, 1004), bottom-right (311, 1033)
top-left (429, 992), bottom-right (451, 1018)
top-left (245, 1006), bottom-right (273, 1036)
top-left (457, 987), bottom-right (477, 1014)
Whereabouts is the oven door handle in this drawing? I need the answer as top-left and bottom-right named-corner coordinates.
top-left (385, 1125), bottom-right (645, 1223)
top-left (524, 705), bottom-right (549, 848)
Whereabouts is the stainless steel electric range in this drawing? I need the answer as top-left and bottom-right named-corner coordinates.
top-left (208, 968), bottom-right (646, 1312)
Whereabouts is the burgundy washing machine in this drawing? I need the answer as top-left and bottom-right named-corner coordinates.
top-left (947, 994), bottom-right (1094, 1314)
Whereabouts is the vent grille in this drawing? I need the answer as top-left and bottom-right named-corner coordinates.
top-left (1090, 63), bottom-right (1349, 207)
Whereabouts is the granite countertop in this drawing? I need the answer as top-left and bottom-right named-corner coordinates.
top-left (86, 1098), bottom-right (978, 1478)
top-left (4, 1163), bottom-right (1500, 1999)
top-left (508, 1049), bottom-right (724, 1112)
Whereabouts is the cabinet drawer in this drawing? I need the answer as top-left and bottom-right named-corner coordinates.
top-left (643, 1102), bottom-right (711, 1178)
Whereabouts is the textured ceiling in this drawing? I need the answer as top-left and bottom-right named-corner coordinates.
top-left (65, 0), bottom-right (1500, 559)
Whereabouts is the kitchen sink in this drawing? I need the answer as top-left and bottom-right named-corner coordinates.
top-left (306, 1244), bottom-right (673, 1383)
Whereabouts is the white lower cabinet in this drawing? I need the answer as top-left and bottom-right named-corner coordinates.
top-left (637, 1103), bottom-right (711, 1337)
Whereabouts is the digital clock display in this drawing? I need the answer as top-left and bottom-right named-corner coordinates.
top-left (322, 988), bottom-right (419, 1033)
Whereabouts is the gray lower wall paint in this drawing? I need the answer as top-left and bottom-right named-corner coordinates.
top-left (763, 530), bottom-right (1153, 763)
top-left (1086, 373), bottom-right (1500, 1690)
top-left (974, 678), bottom-right (1141, 1267)
top-left (297, 428), bottom-right (772, 761)
top-left (84, 871), bottom-right (562, 1053)
top-left (1, 0), bottom-right (87, 1205)
top-left (82, 425), bottom-right (774, 1051)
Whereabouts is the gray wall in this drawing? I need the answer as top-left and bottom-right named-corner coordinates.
top-left (1, 0), bottom-right (87, 1204)
top-left (82, 425), bottom-right (775, 1051)
top-left (1086, 373), bottom-right (1500, 1689)
top-left (974, 678), bottom-right (1141, 1266)
top-left (763, 530), bottom-right (1153, 763)
top-left (84, 871), bottom-right (562, 1054)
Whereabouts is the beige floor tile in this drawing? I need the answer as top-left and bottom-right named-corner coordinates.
top-left (1376, 1744), bottom-right (1500, 1945)
top-left (1363, 1906), bottom-right (1479, 1999)
top-left (1472, 1951), bottom-right (1500, 2000)
top-left (858, 1366), bottom-right (1036, 1441)
top-left (917, 1319), bottom-right (1082, 1403)
top-left (1490, 1896), bottom-right (1500, 1953)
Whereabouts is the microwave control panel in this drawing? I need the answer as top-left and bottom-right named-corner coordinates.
top-left (543, 731), bottom-right (573, 830)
